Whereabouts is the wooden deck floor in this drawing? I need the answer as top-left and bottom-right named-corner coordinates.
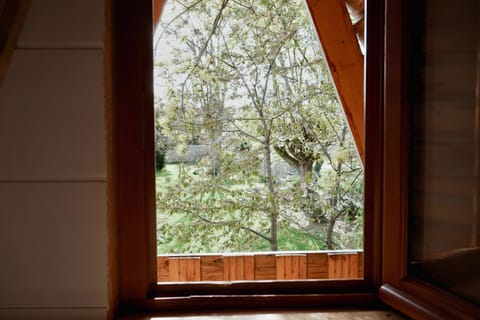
top-left (120, 309), bottom-right (407, 319)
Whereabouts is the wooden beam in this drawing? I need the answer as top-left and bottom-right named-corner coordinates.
top-left (345, 0), bottom-right (365, 49)
top-left (306, 0), bottom-right (365, 164)
top-left (153, 0), bottom-right (166, 33)
top-left (0, 0), bottom-right (30, 86)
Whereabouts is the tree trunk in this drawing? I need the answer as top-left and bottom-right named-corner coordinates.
top-left (326, 214), bottom-right (337, 250)
top-left (264, 141), bottom-right (279, 251)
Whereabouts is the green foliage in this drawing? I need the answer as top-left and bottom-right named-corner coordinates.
top-left (154, 0), bottom-right (363, 253)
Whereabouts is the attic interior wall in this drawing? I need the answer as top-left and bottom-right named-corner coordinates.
top-left (0, 1), bottom-right (108, 319)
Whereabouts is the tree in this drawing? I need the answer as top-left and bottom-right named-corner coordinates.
top-left (155, 0), bottom-right (363, 253)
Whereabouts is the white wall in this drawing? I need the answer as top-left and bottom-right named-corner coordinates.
top-left (0, 1), bottom-right (108, 319)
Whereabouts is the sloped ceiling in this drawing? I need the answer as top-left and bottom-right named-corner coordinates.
top-left (0, 0), bottom-right (30, 86)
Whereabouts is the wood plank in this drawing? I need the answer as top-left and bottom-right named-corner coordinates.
top-left (157, 252), bottom-right (361, 282)
top-left (0, 0), bottom-right (30, 86)
top-left (152, 0), bottom-right (166, 32)
top-left (357, 251), bottom-right (364, 278)
top-left (201, 255), bottom-right (224, 281)
top-left (345, 0), bottom-right (365, 49)
top-left (224, 255), bottom-right (254, 281)
top-left (348, 253), bottom-right (358, 278)
top-left (115, 0), bottom-right (157, 300)
top-left (157, 256), bottom-right (170, 282)
top-left (169, 257), bottom-right (201, 282)
top-left (119, 309), bottom-right (407, 320)
top-left (306, 252), bottom-right (328, 279)
top-left (306, 0), bottom-right (365, 164)
top-left (254, 254), bottom-right (276, 280)
top-left (276, 254), bottom-right (307, 280)
top-left (328, 252), bottom-right (359, 279)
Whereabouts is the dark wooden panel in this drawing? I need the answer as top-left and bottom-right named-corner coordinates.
top-left (306, 252), bottom-right (328, 279)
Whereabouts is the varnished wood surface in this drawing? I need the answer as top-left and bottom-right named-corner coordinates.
top-left (380, 0), bottom-right (480, 318)
top-left (409, 0), bottom-right (480, 259)
top-left (114, 0), bottom-right (157, 300)
top-left (306, 0), bottom-right (365, 164)
top-left (119, 309), bottom-right (406, 320)
top-left (113, 0), bottom-right (378, 317)
top-left (157, 251), bottom-right (362, 282)
top-left (153, 0), bottom-right (166, 32)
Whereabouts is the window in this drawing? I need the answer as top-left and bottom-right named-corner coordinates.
top-left (153, 0), bottom-right (364, 283)
top-left (379, 0), bottom-right (480, 318)
top-left (109, 0), bottom-right (480, 317)
top-left (111, 0), bottom-right (380, 308)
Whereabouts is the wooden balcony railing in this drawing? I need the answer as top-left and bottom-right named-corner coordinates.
top-left (157, 250), bottom-right (363, 282)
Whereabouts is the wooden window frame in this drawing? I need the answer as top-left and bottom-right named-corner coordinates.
top-left (108, 0), bottom-right (480, 317)
top-left (109, 0), bottom-right (382, 313)
top-left (378, 1), bottom-right (480, 319)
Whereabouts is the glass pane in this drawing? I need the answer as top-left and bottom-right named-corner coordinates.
top-left (153, 0), bottom-right (364, 282)
top-left (408, 0), bottom-right (480, 305)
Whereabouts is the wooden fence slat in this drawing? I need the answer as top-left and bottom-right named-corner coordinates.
top-left (168, 257), bottom-right (201, 281)
top-left (327, 252), bottom-right (359, 279)
top-left (168, 258), bottom-right (180, 281)
top-left (157, 256), bottom-right (169, 282)
top-left (276, 254), bottom-right (307, 280)
top-left (201, 255), bottom-right (223, 281)
top-left (306, 252), bottom-right (328, 279)
top-left (328, 254), bottom-right (341, 279)
top-left (342, 254), bottom-right (350, 277)
top-left (348, 253), bottom-right (358, 278)
top-left (157, 251), bottom-right (362, 282)
top-left (357, 251), bottom-right (363, 278)
top-left (254, 254), bottom-right (276, 280)
top-left (224, 255), bottom-right (254, 280)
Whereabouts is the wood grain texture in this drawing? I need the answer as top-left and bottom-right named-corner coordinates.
top-left (114, 0), bottom-right (156, 301)
top-left (157, 256), bottom-right (170, 282)
top-left (380, 0), bottom-right (480, 318)
top-left (306, 0), bottom-right (365, 163)
top-left (254, 254), bottom-right (276, 280)
top-left (328, 252), bottom-right (359, 279)
top-left (114, 0), bottom-right (378, 315)
top-left (201, 255), bottom-right (223, 281)
top-left (169, 257), bottom-right (201, 282)
top-left (409, 0), bottom-right (479, 258)
top-left (224, 255), bottom-right (254, 281)
top-left (156, 252), bottom-right (362, 282)
top-left (306, 252), bottom-right (328, 279)
top-left (276, 254), bottom-right (307, 280)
